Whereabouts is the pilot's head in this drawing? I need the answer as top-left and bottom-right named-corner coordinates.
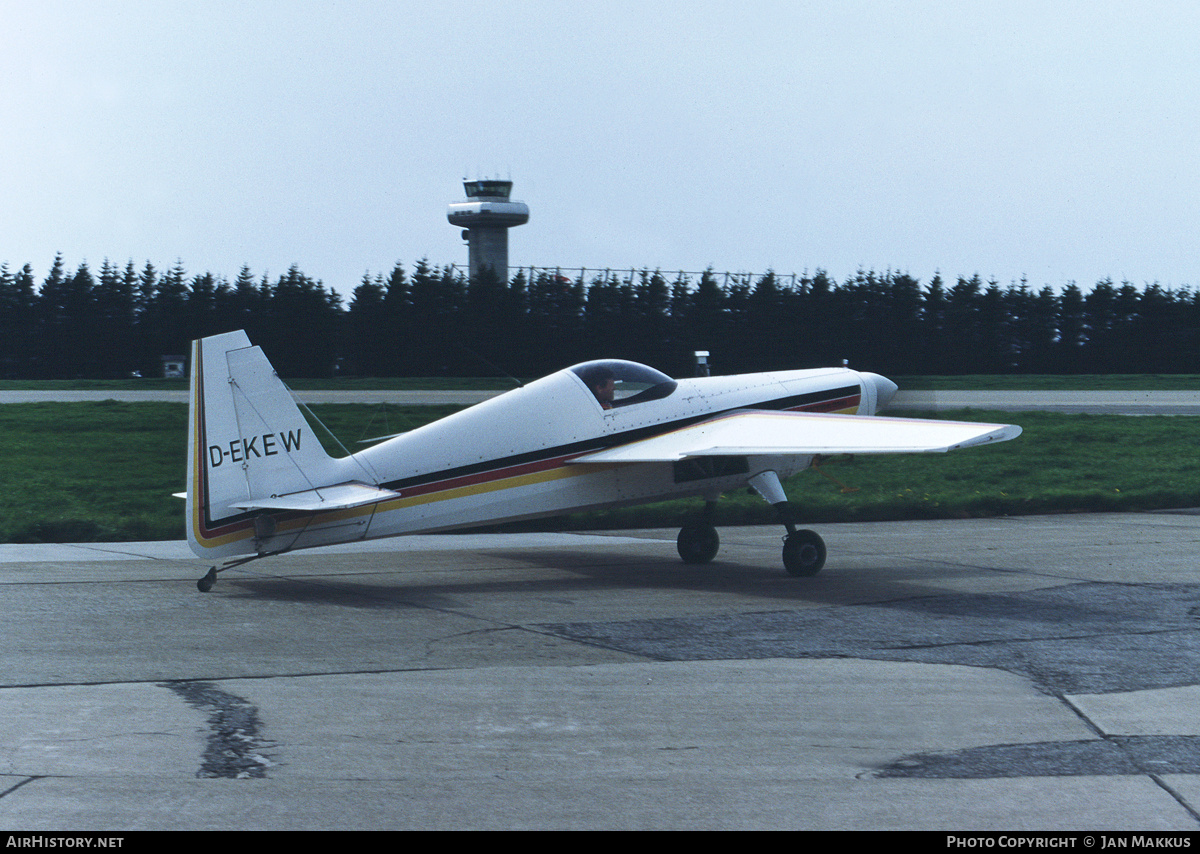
top-left (586, 367), bottom-right (616, 408)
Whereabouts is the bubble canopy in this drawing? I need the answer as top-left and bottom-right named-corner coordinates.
top-left (570, 360), bottom-right (678, 407)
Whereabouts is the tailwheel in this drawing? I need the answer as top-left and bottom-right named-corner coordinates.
top-left (197, 567), bottom-right (218, 592)
top-left (195, 553), bottom-right (265, 592)
top-left (783, 529), bottom-right (826, 577)
top-left (677, 521), bottom-right (720, 564)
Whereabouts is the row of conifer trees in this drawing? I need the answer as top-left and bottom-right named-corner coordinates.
top-left (1, 254), bottom-right (1195, 378)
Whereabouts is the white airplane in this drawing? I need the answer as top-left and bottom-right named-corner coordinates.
top-left (186, 329), bottom-right (1021, 591)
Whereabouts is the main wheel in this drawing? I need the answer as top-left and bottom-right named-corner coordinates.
top-left (783, 530), bottom-right (826, 577)
top-left (197, 567), bottom-right (217, 592)
top-left (677, 522), bottom-right (720, 564)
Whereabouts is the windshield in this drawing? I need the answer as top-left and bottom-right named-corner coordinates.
top-left (571, 360), bottom-right (677, 409)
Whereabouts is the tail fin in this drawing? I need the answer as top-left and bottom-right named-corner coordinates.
top-left (186, 330), bottom-right (357, 558)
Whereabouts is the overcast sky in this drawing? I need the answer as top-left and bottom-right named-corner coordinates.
top-left (2, 1), bottom-right (1197, 297)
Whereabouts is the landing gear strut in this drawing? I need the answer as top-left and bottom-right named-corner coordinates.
top-left (195, 553), bottom-right (264, 592)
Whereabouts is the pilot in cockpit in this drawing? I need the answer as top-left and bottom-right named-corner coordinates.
top-left (574, 361), bottom-right (676, 411)
top-left (588, 368), bottom-right (616, 409)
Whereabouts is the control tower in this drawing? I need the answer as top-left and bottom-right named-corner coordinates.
top-left (447, 179), bottom-right (529, 281)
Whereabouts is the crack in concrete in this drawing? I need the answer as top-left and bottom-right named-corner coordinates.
top-left (0, 776), bottom-right (40, 799)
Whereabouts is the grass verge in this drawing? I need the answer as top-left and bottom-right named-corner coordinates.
top-left (2, 403), bottom-right (1198, 543)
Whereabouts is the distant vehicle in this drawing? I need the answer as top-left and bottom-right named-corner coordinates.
top-left (184, 330), bottom-right (1020, 591)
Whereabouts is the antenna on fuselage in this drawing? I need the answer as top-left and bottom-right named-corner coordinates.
top-left (458, 345), bottom-right (524, 389)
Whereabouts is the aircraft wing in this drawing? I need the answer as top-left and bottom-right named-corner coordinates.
top-left (570, 410), bottom-right (1021, 463)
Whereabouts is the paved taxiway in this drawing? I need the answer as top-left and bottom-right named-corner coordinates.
top-left (4, 514), bottom-right (1200, 830)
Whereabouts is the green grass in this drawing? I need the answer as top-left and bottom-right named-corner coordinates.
top-left (788, 409), bottom-right (1200, 521)
top-left (2, 402), bottom-right (1199, 543)
top-left (0, 401), bottom-right (190, 543)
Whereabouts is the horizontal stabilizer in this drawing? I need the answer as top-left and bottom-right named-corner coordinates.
top-left (232, 481), bottom-right (401, 512)
top-left (570, 410), bottom-right (1022, 463)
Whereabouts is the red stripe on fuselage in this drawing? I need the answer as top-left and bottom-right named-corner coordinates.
top-left (788, 393), bottom-right (859, 413)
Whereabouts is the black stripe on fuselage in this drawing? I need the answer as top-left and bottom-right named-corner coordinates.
top-left (377, 384), bottom-right (862, 494)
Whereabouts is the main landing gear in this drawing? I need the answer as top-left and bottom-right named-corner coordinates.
top-left (781, 527), bottom-right (826, 577)
top-left (675, 472), bottom-right (827, 577)
top-left (747, 470), bottom-right (826, 576)
top-left (677, 501), bottom-right (721, 564)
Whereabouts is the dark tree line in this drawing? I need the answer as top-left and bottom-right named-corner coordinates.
top-left (0, 255), bottom-right (342, 379)
top-left (2, 254), bottom-right (1198, 379)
